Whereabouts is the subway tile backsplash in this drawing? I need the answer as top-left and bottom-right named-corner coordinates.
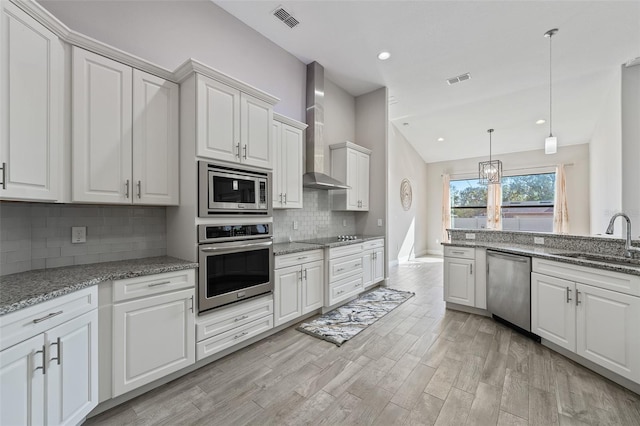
top-left (0, 202), bottom-right (166, 276)
top-left (272, 189), bottom-right (356, 243)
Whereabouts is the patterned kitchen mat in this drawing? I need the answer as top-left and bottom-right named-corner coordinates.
top-left (296, 287), bottom-right (415, 346)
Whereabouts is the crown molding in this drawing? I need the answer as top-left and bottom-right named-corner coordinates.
top-left (329, 141), bottom-right (372, 155)
top-left (174, 59), bottom-right (280, 105)
top-left (273, 112), bottom-right (307, 130)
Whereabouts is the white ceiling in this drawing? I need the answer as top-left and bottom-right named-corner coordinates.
top-left (213, 1), bottom-right (640, 163)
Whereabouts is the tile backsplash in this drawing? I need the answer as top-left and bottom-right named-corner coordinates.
top-left (272, 189), bottom-right (356, 243)
top-left (0, 202), bottom-right (166, 276)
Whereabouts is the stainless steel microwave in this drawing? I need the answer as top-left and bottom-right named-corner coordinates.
top-left (198, 161), bottom-right (271, 216)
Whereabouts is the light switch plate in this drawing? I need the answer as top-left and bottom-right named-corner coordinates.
top-left (377, 219), bottom-right (383, 227)
top-left (534, 237), bottom-right (545, 245)
top-left (72, 226), bottom-right (86, 243)
top-left (465, 233), bottom-right (476, 240)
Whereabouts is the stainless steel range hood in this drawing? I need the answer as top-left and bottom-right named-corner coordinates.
top-left (303, 62), bottom-right (349, 190)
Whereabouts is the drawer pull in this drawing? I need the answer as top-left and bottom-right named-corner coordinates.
top-left (234, 331), bottom-right (249, 339)
top-left (451, 250), bottom-right (465, 255)
top-left (576, 290), bottom-right (582, 306)
top-left (337, 290), bottom-right (344, 295)
top-left (297, 256), bottom-right (307, 260)
top-left (336, 268), bottom-right (344, 272)
top-left (234, 315), bottom-right (249, 322)
top-left (566, 287), bottom-right (572, 303)
top-left (50, 338), bottom-right (62, 365)
top-left (148, 281), bottom-right (171, 288)
top-left (34, 345), bottom-right (47, 375)
top-left (32, 311), bottom-right (63, 324)
top-left (354, 263), bottom-right (361, 267)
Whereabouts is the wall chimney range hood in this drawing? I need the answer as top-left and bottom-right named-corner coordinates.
top-left (303, 61), bottom-right (350, 190)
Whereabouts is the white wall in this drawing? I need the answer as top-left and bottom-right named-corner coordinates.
top-left (621, 63), bottom-right (640, 237)
top-left (388, 123), bottom-right (429, 263)
top-left (590, 70), bottom-right (623, 235)
top-left (39, 0), bottom-right (306, 121)
top-left (425, 144), bottom-right (590, 255)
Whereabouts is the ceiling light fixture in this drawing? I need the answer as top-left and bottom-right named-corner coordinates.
top-left (478, 129), bottom-right (502, 185)
top-left (437, 137), bottom-right (444, 142)
top-left (536, 119), bottom-right (546, 125)
top-left (377, 51), bottom-right (391, 60)
top-left (544, 28), bottom-right (558, 154)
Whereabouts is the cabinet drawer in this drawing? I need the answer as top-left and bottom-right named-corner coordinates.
top-left (444, 246), bottom-right (475, 260)
top-left (275, 249), bottom-right (323, 270)
top-left (329, 244), bottom-right (363, 259)
top-left (329, 253), bottom-right (363, 283)
top-left (196, 295), bottom-right (273, 342)
top-left (0, 286), bottom-right (97, 351)
top-left (363, 239), bottom-right (384, 250)
top-left (112, 270), bottom-right (195, 302)
top-left (196, 314), bottom-right (273, 361)
top-left (329, 275), bottom-right (363, 306)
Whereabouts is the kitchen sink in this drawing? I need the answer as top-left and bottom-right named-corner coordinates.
top-left (555, 252), bottom-right (640, 267)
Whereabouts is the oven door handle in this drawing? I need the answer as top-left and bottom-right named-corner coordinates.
top-left (200, 241), bottom-right (273, 252)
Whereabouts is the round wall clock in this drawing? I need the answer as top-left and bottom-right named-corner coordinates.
top-left (400, 178), bottom-right (412, 211)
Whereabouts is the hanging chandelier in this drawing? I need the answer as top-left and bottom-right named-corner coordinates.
top-left (544, 28), bottom-right (558, 154)
top-left (478, 129), bottom-right (502, 185)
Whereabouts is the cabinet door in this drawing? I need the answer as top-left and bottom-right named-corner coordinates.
top-left (72, 47), bottom-right (133, 203)
top-left (281, 123), bottom-right (303, 208)
top-left (132, 70), bottom-right (179, 205)
top-left (302, 260), bottom-right (324, 314)
top-left (531, 272), bottom-right (576, 351)
top-left (196, 75), bottom-right (240, 163)
top-left (373, 247), bottom-right (385, 283)
top-left (272, 120), bottom-right (283, 207)
top-left (357, 151), bottom-right (370, 210)
top-left (361, 250), bottom-right (373, 288)
top-left (443, 257), bottom-right (475, 306)
top-left (0, 334), bottom-right (45, 426)
top-left (576, 283), bottom-right (640, 382)
top-left (1, 2), bottom-right (62, 201)
top-left (112, 289), bottom-right (195, 397)
top-left (346, 149), bottom-right (359, 210)
top-left (274, 265), bottom-right (301, 327)
top-left (46, 310), bottom-right (98, 426)
top-left (240, 94), bottom-right (272, 169)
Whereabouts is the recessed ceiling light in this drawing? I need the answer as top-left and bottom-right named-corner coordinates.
top-left (437, 137), bottom-right (445, 142)
top-left (536, 119), bottom-right (546, 125)
top-left (377, 51), bottom-right (391, 61)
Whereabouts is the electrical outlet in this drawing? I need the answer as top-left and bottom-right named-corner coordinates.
top-left (465, 233), bottom-right (476, 240)
top-left (377, 219), bottom-right (383, 227)
top-left (71, 226), bottom-right (86, 244)
top-left (293, 221), bottom-right (298, 230)
top-left (534, 237), bottom-right (545, 245)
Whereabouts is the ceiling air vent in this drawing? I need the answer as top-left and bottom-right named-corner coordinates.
top-left (446, 72), bottom-right (472, 85)
top-left (273, 6), bottom-right (299, 28)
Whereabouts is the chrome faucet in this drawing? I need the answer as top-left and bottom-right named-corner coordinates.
top-left (605, 212), bottom-right (640, 258)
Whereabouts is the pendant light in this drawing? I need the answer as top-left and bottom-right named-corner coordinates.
top-left (478, 129), bottom-right (502, 185)
top-left (544, 28), bottom-right (558, 154)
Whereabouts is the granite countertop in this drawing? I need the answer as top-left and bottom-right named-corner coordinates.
top-left (273, 242), bottom-right (324, 256)
top-left (0, 256), bottom-right (198, 316)
top-left (443, 241), bottom-right (640, 276)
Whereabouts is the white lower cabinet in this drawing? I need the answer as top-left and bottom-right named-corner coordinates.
top-left (362, 239), bottom-right (385, 289)
top-left (196, 295), bottom-right (273, 361)
top-left (274, 250), bottom-right (324, 326)
top-left (326, 244), bottom-right (364, 307)
top-left (111, 271), bottom-right (195, 397)
top-left (443, 257), bottom-right (475, 307)
top-left (532, 259), bottom-right (640, 384)
top-left (0, 287), bottom-right (98, 426)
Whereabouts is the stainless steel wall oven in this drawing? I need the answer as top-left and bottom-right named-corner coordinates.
top-left (197, 223), bottom-right (273, 313)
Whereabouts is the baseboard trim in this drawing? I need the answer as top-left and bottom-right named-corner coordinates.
top-left (427, 249), bottom-right (444, 256)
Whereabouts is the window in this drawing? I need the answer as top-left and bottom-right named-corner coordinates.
top-left (450, 172), bottom-right (556, 232)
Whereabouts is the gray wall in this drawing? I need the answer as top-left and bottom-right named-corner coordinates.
top-left (622, 63), bottom-right (640, 236)
top-left (0, 203), bottom-right (166, 276)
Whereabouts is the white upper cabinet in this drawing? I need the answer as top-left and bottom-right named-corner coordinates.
top-left (73, 47), bottom-right (179, 205)
top-left (272, 114), bottom-right (306, 209)
top-left (330, 142), bottom-right (371, 211)
top-left (132, 69), bottom-right (179, 205)
top-left (0, 1), bottom-right (63, 202)
top-left (195, 73), bottom-right (273, 169)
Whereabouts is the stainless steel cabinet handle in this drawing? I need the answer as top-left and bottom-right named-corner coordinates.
top-left (125, 180), bottom-right (130, 198)
top-left (470, 264), bottom-right (473, 275)
top-left (337, 290), bottom-right (344, 295)
top-left (137, 180), bottom-right (141, 199)
top-left (304, 269), bottom-right (307, 280)
top-left (297, 256), bottom-right (307, 260)
top-left (576, 290), bottom-right (581, 306)
top-left (280, 193), bottom-right (283, 204)
top-left (234, 315), bottom-right (249, 322)
top-left (234, 331), bottom-right (249, 339)
top-left (566, 287), bottom-right (572, 303)
top-left (148, 280), bottom-right (171, 287)
top-left (50, 338), bottom-right (62, 365)
top-left (243, 145), bottom-right (247, 159)
top-left (34, 345), bottom-right (47, 375)
top-left (283, 193), bottom-right (287, 204)
top-left (32, 311), bottom-right (63, 324)
top-left (451, 250), bottom-right (465, 255)
top-left (190, 295), bottom-right (194, 313)
top-left (235, 143), bottom-right (241, 158)
top-left (0, 162), bottom-right (6, 189)
top-left (336, 268), bottom-right (344, 272)
top-left (354, 263), bottom-right (361, 267)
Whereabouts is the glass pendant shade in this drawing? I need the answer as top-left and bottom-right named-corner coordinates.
top-left (545, 136), bottom-right (557, 154)
top-left (478, 128), bottom-right (502, 185)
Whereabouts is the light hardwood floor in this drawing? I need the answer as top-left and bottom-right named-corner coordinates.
top-left (86, 257), bottom-right (640, 426)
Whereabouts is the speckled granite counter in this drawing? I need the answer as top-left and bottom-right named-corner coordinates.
top-left (273, 242), bottom-right (323, 256)
top-left (443, 241), bottom-right (640, 276)
top-left (0, 256), bottom-right (198, 316)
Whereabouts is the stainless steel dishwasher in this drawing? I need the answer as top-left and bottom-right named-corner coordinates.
top-left (486, 250), bottom-right (532, 333)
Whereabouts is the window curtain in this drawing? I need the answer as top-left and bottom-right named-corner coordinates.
top-left (554, 164), bottom-right (569, 233)
top-left (486, 183), bottom-right (502, 230)
top-left (442, 173), bottom-right (451, 242)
